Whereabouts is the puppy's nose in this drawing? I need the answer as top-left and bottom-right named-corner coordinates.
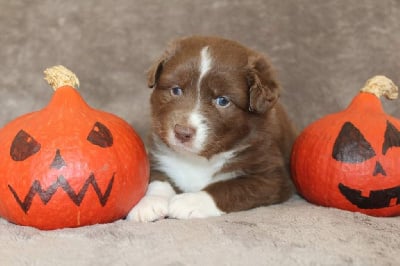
top-left (174, 124), bottom-right (196, 143)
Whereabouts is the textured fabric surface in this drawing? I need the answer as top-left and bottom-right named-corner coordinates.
top-left (0, 1), bottom-right (399, 265)
top-left (1, 196), bottom-right (399, 266)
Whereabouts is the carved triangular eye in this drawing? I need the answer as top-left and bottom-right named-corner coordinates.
top-left (10, 130), bottom-right (41, 161)
top-left (382, 121), bottom-right (400, 155)
top-left (87, 122), bottom-right (113, 148)
top-left (332, 122), bottom-right (376, 163)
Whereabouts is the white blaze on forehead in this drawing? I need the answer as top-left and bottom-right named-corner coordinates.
top-left (189, 46), bottom-right (213, 153)
top-left (168, 47), bottom-right (213, 154)
top-left (199, 46), bottom-right (212, 83)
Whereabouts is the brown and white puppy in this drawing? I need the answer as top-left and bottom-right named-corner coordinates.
top-left (127, 36), bottom-right (297, 222)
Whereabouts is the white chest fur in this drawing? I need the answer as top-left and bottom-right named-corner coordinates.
top-left (152, 141), bottom-right (239, 192)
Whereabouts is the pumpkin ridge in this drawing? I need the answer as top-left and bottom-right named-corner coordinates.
top-left (345, 93), bottom-right (384, 113)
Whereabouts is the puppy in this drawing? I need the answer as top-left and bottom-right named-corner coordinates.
top-left (127, 36), bottom-right (297, 222)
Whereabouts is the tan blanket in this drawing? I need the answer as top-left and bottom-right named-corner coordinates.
top-left (1, 195), bottom-right (399, 266)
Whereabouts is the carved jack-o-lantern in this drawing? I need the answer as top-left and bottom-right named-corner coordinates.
top-left (291, 76), bottom-right (400, 216)
top-left (0, 66), bottom-right (149, 229)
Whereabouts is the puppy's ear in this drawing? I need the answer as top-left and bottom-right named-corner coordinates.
top-left (147, 41), bottom-right (179, 88)
top-left (147, 58), bottom-right (164, 88)
top-left (247, 55), bottom-right (280, 114)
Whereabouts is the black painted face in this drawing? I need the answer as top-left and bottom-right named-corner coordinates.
top-left (8, 121), bottom-right (115, 213)
top-left (332, 120), bottom-right (400, 209)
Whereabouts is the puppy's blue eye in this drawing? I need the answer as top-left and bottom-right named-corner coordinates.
top-left (171, 86), bottom-right (183, 96)
top-left (215, 96), bottom-right (230, 107)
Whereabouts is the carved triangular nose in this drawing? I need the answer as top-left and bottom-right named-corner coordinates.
top-left (373, 161), bottom-right (386, 176)
top-left (50, 149), bottom-right (66, 169)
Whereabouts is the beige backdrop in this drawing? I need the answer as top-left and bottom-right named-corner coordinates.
top-left (1, 0), bottom-right (399, 139)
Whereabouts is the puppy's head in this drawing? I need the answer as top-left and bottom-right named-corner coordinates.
top-left (148, 36), bottom-right (280, 157)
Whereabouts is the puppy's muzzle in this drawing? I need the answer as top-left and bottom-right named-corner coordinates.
top-left (174, 124), bottom-right (196, 143)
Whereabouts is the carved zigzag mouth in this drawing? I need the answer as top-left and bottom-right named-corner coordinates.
top-left (338, 183), bottom-right (400, 209)
top-left (8, 173), bottom-right (115, 213)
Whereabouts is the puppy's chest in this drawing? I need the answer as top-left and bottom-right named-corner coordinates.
top-left (152, 145), bottom-right (238, 192)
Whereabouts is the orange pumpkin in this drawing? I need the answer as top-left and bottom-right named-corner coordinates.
top-left (291, 76), bottom-right (400, 217)
top-left (0, 66), bottom-right (149, 229)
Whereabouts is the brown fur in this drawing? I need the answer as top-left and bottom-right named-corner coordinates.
top-left (147, 36), bottom-right (297, 213)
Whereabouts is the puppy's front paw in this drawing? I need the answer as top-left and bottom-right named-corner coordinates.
top-left (126, 195), bottom-right (169, 222)
top-left (168, 191), bottom-right (225, 219)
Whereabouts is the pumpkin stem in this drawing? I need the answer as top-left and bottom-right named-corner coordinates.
top-left (43, 65), bottom-right (80, 90)
top-left (360, 75), bottom-right (398, 100)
